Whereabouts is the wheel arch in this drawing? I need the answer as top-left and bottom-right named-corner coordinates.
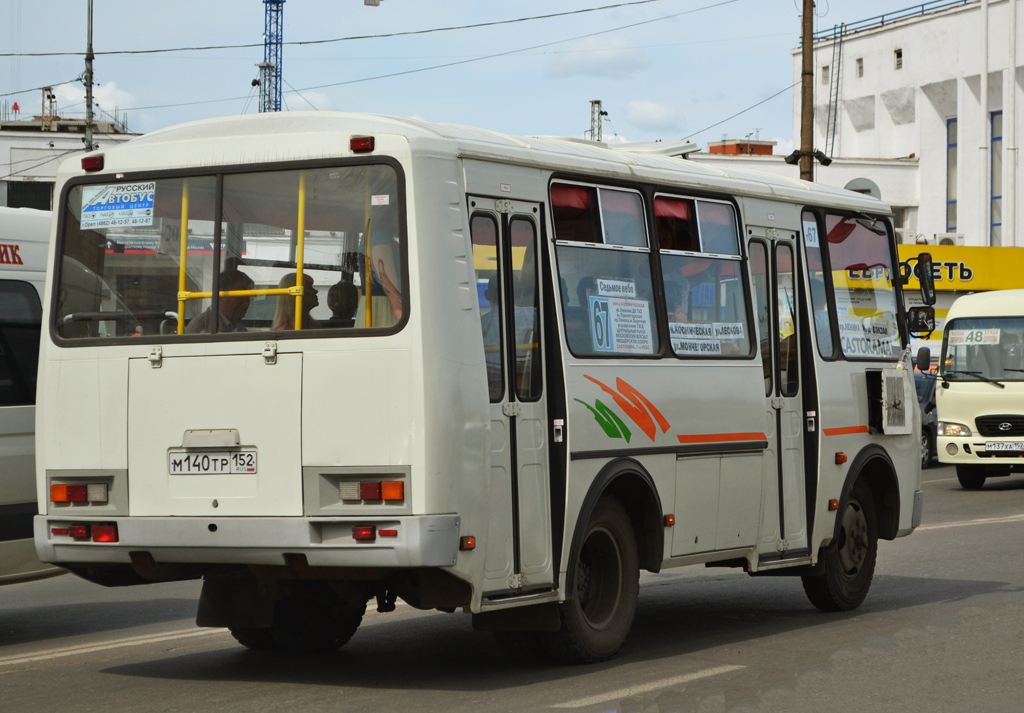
top-left (565, 458), bottom-right (664, 595)
top-left (837, 444), bottom-right (900, 542)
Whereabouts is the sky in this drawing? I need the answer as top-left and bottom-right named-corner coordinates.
top-left (1, 0), bottom-right (929, 152)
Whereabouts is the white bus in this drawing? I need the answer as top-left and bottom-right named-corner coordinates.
top-left (34, 113), bottom-right (932, 661)
top-left (1, 206), bottom-right (62, 585)
top-left (935, 289), bottom-right (1024, 489)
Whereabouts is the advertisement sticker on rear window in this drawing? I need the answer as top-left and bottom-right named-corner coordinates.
top-left (81, 182), bottom-right (156, 229)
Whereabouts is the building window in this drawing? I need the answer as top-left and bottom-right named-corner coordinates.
top-left (894, 48), bottom-right (903, 70)
top-left (822, 65), bottom-right (830, 85)
top-left (947, 118), bottom-right (958, 232)
top-left (992, 111), bottom-right (1003, 245)
top-left (856, 57), bottom-right (864, 78)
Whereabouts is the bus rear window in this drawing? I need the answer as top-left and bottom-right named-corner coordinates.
top-left (55, 163), bottom-right (404, 340)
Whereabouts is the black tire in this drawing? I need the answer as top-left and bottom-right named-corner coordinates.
top-left (229, 626), bottom-right (282, 651)
top-left (802, 480), bottom-right (877, 612)
top-left (920, 429), bottom-right (933, 470)
top-left (956, 465), bottom-right (987, 490)
top-left (551, 497), bottom-right (639, 663)
top-left (269, 581), bottom-right (366, 653)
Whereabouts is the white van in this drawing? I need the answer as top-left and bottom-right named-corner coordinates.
top-left (0, 206), bottom-right (62, 584)
top-left (936, 289), bottom-right (1024, 489)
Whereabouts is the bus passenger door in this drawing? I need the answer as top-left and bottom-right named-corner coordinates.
top-left (470, 199), bottom-right (553, 596)
top-left (753, 238), bottom-right (808, 557)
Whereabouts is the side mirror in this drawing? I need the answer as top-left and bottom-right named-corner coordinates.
top-left (907, 306), bottom-right (935, 335)
top-left (917, 346), bottom-right (932, 372)
top-left (917, 252), bottom-right (937, 306)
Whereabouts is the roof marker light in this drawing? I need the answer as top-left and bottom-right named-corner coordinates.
top-left (81, 155), bottom-right (104, 172)
top-left (350, 136), bottom-right (375, 153)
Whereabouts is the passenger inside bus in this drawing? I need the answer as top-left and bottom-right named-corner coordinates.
top-left (186, 262), bottom-right (254, 334)
top-left (324, 279), bottom-right (359, 328)
top-left (272, 272), bottom-right (321, 331)
top-left (664, 277), bottom-right (691, 323)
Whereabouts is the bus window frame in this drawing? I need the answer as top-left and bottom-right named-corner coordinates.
top-left (50, 155), bottom-right (410, 348)
top-left (800, 209), bottom-right (839, 362)
top-left (805, 206), bottom-right (908, 362)
top-left (652, 191), bottom-right (756, 362)
top-left (550, 177), bottom-right (662, 361)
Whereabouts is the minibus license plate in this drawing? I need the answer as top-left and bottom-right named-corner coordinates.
top-left (169, 450), bottom-right (258, 475)
top-left (986, 441), bottom-right (1024, 453)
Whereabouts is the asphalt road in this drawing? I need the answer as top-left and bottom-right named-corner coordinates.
top-left (3, 463), bottom-right (1024, 713)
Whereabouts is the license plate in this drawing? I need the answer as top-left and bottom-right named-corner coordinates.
top-left (169, 450), bottom-right (257, 475)
top-left (985, 441), bottom-right (1024, 452)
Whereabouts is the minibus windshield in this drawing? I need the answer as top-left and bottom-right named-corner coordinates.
top-left (55, 163), bottom-right (404, 340)
top-left (942, 317), bottom-right (1024, 382)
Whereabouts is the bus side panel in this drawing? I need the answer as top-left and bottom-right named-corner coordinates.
top-left (410, 155), bottom-right (490, 587)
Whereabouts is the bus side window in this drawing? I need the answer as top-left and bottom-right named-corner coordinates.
top-left (470, 214), bottom-right (504, 402)
top-left (776, 244), bottom-right (799, 396)
top-left (749, 242), bottom-right (772, 396)
top-left (802, 211), bottom-right (835, 358)
top-left (0, 280), bottom-right (42, 407)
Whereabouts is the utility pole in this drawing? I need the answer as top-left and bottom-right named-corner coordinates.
top-left (799, 0), bottom-right (814, 181)
top-left (260, 0), bottom-right (286, 112)
top-left (84, 0), bottom-right (95, 150)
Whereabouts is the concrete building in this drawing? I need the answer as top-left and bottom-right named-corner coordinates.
top-left (696, 0), bottom-right (1024, 251)
top-left (1, 91), bottom-right (135, 210)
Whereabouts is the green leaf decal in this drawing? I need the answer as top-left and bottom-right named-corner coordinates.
top-left (574, 398), bottom-right (632, 443)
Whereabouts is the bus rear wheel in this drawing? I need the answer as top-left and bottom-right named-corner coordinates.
top-left (956, 465), bottom-right (987, 490)
top-left (229, 626), bottom-right (281, 651)
top-left (802, 480), bottom-right (877, 612)
top-left (269, 581), bottom-right (366, 653)
top-left (554, 497), bottom-right (639, 663)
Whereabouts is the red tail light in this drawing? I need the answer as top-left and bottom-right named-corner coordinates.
top-left (69, 524), bottom-right (91, 540)
top-left (92, 524), bottom-right (119, 543)
top-left (352, 526), bottom-right (376, 541)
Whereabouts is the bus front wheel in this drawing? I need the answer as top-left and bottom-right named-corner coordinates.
top-left (802, 480), bottom-right (878, 612)
top-left (956, 465), bottom-right (987, 490)
top-left (555, 497), bottom-right (639, 663)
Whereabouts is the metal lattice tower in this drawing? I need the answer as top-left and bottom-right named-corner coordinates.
top-left (259, 0), bottom-right (286, 112)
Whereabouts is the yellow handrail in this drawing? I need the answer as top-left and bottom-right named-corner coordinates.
top-left (176, 180), bottom-right (190, 335)
top-left (294, 171), bottom-right (306, 331)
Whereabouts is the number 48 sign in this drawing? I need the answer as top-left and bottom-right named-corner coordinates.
top-left (948, 328), bottom-right (1001, 346)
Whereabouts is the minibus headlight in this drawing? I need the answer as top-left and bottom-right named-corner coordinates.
top-left (938, 421), bottom-right (972, 437)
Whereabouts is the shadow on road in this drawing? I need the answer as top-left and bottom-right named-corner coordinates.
top-left (100, 571), bottom-right (1010, 693)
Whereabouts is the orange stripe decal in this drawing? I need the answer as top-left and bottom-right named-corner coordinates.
top-left (823, 425), bottom-right (870, 436)
top-left (676, 432), bottom-right (767, 444)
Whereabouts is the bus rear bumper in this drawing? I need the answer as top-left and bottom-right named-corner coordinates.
top-left (34, 514), bottom-right (461, 569)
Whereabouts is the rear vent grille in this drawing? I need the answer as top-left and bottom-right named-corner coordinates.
top-left (976, 415), bottom-right (1024, 437)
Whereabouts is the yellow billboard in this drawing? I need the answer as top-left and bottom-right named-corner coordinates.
top-left (898, 245), bottom-right (1024, 292)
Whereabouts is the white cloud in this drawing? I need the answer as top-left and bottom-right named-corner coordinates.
top-left (773, 137), bottom-right (794, 156)
top-left (624, 100), bottom-right (681, 133)
top-left (285, 90), bottom-right (333, 111)
top-left (546, 37), bottom-right (649, 80)
top-left (54, 81), bottom-right (137, 116)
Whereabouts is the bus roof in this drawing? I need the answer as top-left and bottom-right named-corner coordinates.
top-left (56, 112), bottom-right (889, 215)
top-left (946, 289), bottom-right (1024, 320)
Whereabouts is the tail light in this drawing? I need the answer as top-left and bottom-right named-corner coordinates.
top-left (68, 524), bottom-right (91, 540)
top-left (51, 482), bottom-right (108, 504)
top-left (92, 524), bottom-right (119, 543)
top-left (339, 480), bottom-right (405, 502)
top-left (352, 526), bottom-right (376, 541)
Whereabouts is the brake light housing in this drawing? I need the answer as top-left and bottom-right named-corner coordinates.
top-left (350, 136), bottom-right (375, 153)
top-left (81, 155), bottom-right (104, 171)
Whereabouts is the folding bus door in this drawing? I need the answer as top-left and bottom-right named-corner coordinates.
top-left (469, 198), bottom-right (553, 596)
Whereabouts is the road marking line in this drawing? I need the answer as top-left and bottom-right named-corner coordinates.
top-left (552, 664), bottom-right (745, 708)
top-left (0, 628), bottom-right (226, 668)
top-left (920, 513), bottom-right (1024, 531)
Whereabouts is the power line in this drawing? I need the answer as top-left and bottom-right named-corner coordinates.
top-left (0, 148), bottom-right (79, 181)
top-left (0, 0), bottom-right (677, 58)
top-left (128, 0), bottom-right (743, 112)
top-left (684, 81), bottom-right (799, 141)
top-left (0, 78), bottom-right (76, 99)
